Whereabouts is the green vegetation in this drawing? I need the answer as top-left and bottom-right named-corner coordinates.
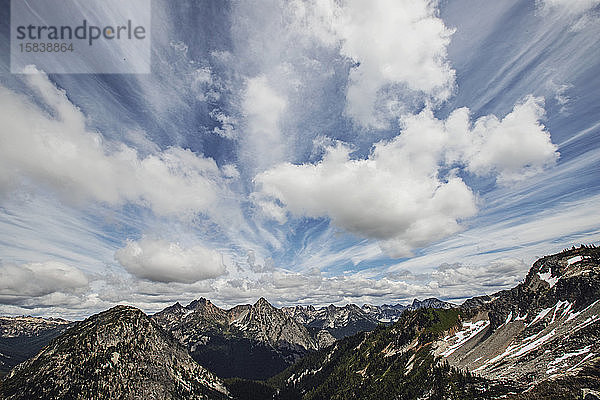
top-left (259, 308), bottom-right (516, 400)
top-left (224, 378), bottom-right (277, 400)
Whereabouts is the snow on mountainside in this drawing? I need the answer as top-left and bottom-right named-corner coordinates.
top-left (434, 245), bottom-right (600, 389)
top-left (266, 245), bottom-right (600, 399)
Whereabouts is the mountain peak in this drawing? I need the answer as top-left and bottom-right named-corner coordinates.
top-left (187, 297), bottom-right (214, 310)
top-left (254, 297), bottom-right (273, 309)
top-left (0, 306), bottom-right (229, 400)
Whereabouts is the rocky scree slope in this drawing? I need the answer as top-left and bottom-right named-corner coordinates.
top-left (437, 246), bottom-right (600, 392)
top-left (267, 307), bottom-right (517, 400)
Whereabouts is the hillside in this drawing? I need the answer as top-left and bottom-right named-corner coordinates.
top-left (0, 306), bottom-right (229, 400)
top-left (251, 246), bottom-right (600, 399)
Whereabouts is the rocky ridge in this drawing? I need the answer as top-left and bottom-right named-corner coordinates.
top-left (437, 246), bottom-right (600, 388)
top-left (152, 297), bottom-right (321, 380)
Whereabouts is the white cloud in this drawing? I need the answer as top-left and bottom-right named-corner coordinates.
top-left (431, 259), bottom-right (527, 292)
top-left (334, 0), bottom-right (455, 127)
top-left (254, 96), bottom-right (558, 256)
top-left (240, 75), bottom-right (288, 172)
top-left (538, 0), bottom-right (600, 15)
top-left (0, 261), bottom-right (88, 304)
top-left (455, 96), bottom-right (559, 183)
top-left (0, 69), bottom-right (227, 218)
top-left (115, 238), bottom-right (227, 284)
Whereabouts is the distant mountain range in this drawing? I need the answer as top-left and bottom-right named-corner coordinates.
top-left (1, 246), bottom-right (599, 399)
top-left (0, 295), bottom-right (452, 381)
top-left (0, 316), bottom-right (70, 376)
top-left (151, 294), bottom-right (453, 379)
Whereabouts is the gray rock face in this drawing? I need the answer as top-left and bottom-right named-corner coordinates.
top-left (0, 306), bottom-right (229, 400)
top-left (231, 297), bottom-right (317, 351)
top-left (154, 297), bottom-right (318, 352)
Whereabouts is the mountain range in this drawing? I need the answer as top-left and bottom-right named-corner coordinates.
top-left (0, 246), bottom-right (599, 399)
top-left (0, 306), bottom-right (229, 400)
top-left (151, 294), bottom-right (452, 379)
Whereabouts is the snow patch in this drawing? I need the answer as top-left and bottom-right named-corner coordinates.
top-left (574, 315), bottom-right (600, 332)
top-left (567, 300), bottom-right (599, 322)
top-left (546, 346), bottom-right (591, 374)
top-left (515, 313), bottom-right (528, 321)
top-left (511, 329), bottom-right (556, 358)
top-left (538, 271), bottom-right (558, 288)
top-left (477, 328), bottom-right (557, 370)
top-left (528, 306), bottom-right (553, 327)
top-left (567, 255), bottom-right (583, 265)
top-left (441, 320), bottom-right (489, 357)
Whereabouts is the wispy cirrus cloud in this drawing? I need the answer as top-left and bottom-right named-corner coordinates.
top-left (0, 69), bottom-right (232, 219)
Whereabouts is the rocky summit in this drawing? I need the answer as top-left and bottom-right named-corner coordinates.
top-left (152, 297), bottom-right (319, 380)
top-left (0, 305), bottom-right (229, 400)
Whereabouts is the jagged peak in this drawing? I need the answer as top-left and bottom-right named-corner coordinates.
top-left (410, 298), bottom-right (423, 307)
top-left (187, 297), bottom-right (215, 310)
top-left (254, 297), bottom-right (274, 309)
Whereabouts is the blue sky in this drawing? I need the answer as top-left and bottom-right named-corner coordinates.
top-left (1, 0), bottom-right (599, 318)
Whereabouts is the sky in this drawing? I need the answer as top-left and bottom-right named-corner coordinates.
top-left (1, 0), bottom-right (599, 319)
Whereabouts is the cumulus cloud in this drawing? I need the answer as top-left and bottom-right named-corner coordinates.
top-left (0, 68), bottom-right (227, 217)
top-left (334, 0), bottom-right (455, 127)
top-left (254, 96), bottom-right (558, 256)
top-left (115, 238), bottom-right (227, 284)
top-left (0, 261), bottom-right (88, 304)
top-left (448, 96), bottom-right (559, 182)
